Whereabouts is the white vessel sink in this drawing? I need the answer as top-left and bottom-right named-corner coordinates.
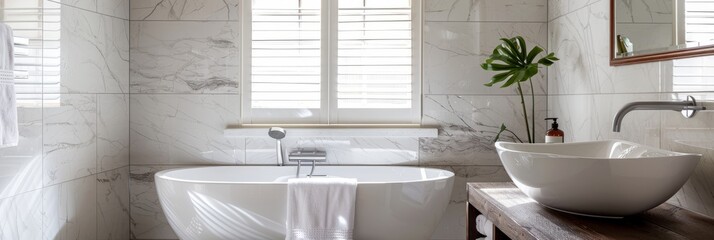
top-left (495, 140), bottom-right (701, 217)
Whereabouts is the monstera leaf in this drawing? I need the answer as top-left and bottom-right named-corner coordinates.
top-left (481, 37), bottom-right (559, 88)
top-left (480, 36), bottom-right (559, 143)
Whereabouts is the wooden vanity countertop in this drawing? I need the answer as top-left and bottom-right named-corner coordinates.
top-left (467, 182), bottom-right (714, 240)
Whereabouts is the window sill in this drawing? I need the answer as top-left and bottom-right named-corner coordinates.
top-left (224, 127), bottom-right (438, 138)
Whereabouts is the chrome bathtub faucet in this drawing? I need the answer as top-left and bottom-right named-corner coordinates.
top-left (268, 127), bottom-right (287, 166)
top-left (289, 149), bottom-right (327, 178)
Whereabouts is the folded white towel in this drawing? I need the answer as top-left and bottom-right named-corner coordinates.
top-left (476, 214), bottom-right (493, 237)
top-left (286, 177), bottom-right (357, 240)
top-left (0, 23), bottom-right (18, 148)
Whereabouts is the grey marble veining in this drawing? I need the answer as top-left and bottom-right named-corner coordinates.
top-left (547, 0), bottom-right (661, 95)
top-left (425, 0), bottom-right (547, 22)
top-left (98, 94), bottom-right (130, 172)
top-left (130, 21), bottom-right (240, 93)
top-left (130, 166), bottom-right (182, 240)
top-left (130, 0), bottom-right (240, 21)
top-left (42, 174), bottom-right (97, 240)
top-left (43, 94), bottom-right (98, 186)
top-left (130, 94), bottom-right (244, 165)
top-left (51, 0), bottom-right (129, 19)
top-left (51, 0), bottom-right (96, 13)
top-left (420, 95), bottom-right (547, 166)
top-left (98, 0), bottom-right (130, 19)
top-left (59, 5), bottom-right (130, 94)
top-left (97, 167), bottom-right (130, 240)
top-left (424, 21), bottom-right (548, 95)
top-left (548, 0), bottom-right (598, 21)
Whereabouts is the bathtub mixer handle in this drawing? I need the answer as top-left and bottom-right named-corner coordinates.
top-left (289, 150), bottom-right (327, 178)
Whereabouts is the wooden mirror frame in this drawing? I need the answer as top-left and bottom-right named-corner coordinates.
top-left (610, 0), bottom-right (714, 66)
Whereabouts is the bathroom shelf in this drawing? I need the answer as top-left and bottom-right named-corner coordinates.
top-left (466, 182), bottom-right (714, 240)
top-left (224, 127), bottom-right (438, 138)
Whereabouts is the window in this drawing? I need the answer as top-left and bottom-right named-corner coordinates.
top-left (1, 0), bottom-right (61, 108)
top-left (241, 0), bottom-right (421, 124)
top-left (671, 1), bottom-right (714, 92)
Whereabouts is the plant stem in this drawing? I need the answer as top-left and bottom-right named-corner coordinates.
top-left (516, 82), bottom-right (532, 143)
top-left (504, 128), bottom-right (525, 143)
top-left (529, 78), bottom-right (535, 142)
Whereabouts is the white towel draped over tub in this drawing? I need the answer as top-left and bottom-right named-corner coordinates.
top-left (286, 177), bottom-right (357, 240)
top-left (0, 23), bottom-right (18, 148)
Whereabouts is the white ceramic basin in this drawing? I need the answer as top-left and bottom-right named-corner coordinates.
top-left (495, 140), bottom-right (701, 217)
top-left (155, 166), bottom-right (454, 240)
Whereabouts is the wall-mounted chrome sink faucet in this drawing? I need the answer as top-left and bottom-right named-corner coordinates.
top-left (268, 127), bottom-right (286, 166)
top-left (613, 95), bottom-right (706, 132)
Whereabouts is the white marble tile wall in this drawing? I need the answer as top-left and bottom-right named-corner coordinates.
top-left (129, 21), bottom-right (240, 93)
top-left (50, 0), bottom-right (129, 19)
top-left (548, 0), bottom-right (714, 220)
top-left (421, 95), bottom-right (548, 166)
top-left (129, 94), bottom-right (244, 165)
top-left (424, 21), bottom-right (548, 95)
top-left (60, 5), bottom-right (129, 94)
top-left (0, 0), bottom-right (131, 239)
top-left (130, 165), bottom-right (182, 240)
top-left (130, 0), bottom-right (240, 21)
top-left (425, 0), bottom-right (547, 22)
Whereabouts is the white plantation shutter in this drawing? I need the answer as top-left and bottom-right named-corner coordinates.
top-left (336, 0), bottom-right (414, 109)
top-left (1, 1), bottom-right (61, 107)
top-left (250, 0), bottom-right (322, 109)
top-left (671, 1), bottom-right (714, 92)
top-left (684, 0), bottom-right (714, 43)
top-left (242, 0), bottom-right (420, 124)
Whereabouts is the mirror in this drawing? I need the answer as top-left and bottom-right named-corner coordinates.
top-left (611, 0), bottom-right (714, 65)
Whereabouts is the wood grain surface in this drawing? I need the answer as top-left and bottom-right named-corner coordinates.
top-left (467, 182), bottom-right (714, 240)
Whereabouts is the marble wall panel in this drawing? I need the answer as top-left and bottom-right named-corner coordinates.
top-left (130, 165), bottom-right (182, 240)
top-left (98, 94), bottom-right (130, 172)
top-left (60, 6), bottom-right (130, 93)
top-left (129, 94), bottom-right (244, 165)
top-left (424, 0), bottom-right (547, 22)
top-left (129, 21), bottom-right (240, 93)
top-left (130, 0), bottom-right (240, 21)
top-left (424, 22), bottom-right (548, 95)
top-left (43, 94), bottom-right (97, 186)
top-left (421, 95), bottom-right (547, 166)
top-left (42, 174), bottom-right (97, 240)
top-left (97, 167), bottom-right (131, 240)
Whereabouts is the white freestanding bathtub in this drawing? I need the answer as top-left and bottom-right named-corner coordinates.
top-left (155, 166), bottom-right (454, 240)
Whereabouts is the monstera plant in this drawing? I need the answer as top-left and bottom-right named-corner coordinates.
top-left (481, 36), bottom-right (559, 143)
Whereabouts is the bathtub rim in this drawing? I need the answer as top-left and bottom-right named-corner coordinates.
top-left (155, 165), bottom-right (455, 186)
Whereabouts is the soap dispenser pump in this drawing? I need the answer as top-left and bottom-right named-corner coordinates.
top-left (545, 118), bottom-right (564, 143)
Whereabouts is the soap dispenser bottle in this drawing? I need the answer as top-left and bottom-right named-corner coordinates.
top-left (545, 118), bottom-right (564, 143)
